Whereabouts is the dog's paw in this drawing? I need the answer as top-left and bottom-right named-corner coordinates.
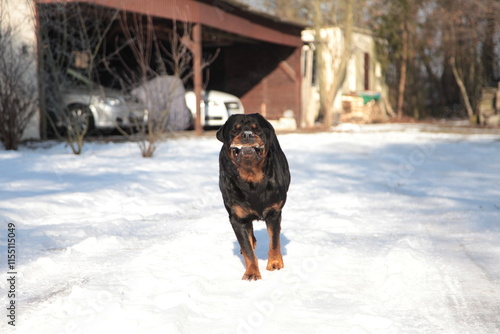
top-left (266, 257), bottom-right (284, 271)
top-left (242, 266), bottom-right (262, 281)
top-left (242, 273), bottom-right (262, 281)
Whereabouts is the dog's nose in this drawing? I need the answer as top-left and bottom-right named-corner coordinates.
top-left (242, 131), bottom-right (254, 140)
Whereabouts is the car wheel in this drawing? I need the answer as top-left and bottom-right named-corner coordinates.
top-left (65, 104), bottom-right (95, 135)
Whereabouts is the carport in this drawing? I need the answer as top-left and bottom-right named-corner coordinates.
top-left (36, 0), bottom-right (305, 133)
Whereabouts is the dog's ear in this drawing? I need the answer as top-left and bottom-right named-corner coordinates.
top-left (216, 123), bottom-right (225, 142)
top-left (254, 113), bottom-right (276, 146)
top-left (217, 115), bottom-right (235, 142)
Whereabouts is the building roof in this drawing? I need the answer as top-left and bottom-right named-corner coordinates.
top-left (36, 0), bottom-right (305, 47)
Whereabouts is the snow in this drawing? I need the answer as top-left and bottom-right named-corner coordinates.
top-left (1, 124), bottom-right (500, 333)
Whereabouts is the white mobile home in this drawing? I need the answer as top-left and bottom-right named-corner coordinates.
top-left (301, 26), bottom-right (389, 127)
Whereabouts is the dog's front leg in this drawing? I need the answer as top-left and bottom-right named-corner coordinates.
top-left (230, 216), bottom-right (261, 281)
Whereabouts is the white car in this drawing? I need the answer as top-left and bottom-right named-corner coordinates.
top-left (185, 90), bottom-right (245, 127)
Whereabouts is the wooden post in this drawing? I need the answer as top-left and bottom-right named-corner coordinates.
top-left (193, 23), bottom-right (203, 136)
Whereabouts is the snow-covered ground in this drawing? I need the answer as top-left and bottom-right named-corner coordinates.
top-left (1, 124), bottom-right (500, 333)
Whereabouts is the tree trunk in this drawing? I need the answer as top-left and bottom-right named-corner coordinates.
top-left (449, 56), bottom-right (474, 119)
top-left (481, 0), bottom-right (495, 85)
top-left (325, 0), bottom-right (353, 127)
top-left (396, 22), bottom-right (408, 119)
top-left (312, 0), bottom-right (327, 123)
top-left (192, 23), bottom-right (203, 136)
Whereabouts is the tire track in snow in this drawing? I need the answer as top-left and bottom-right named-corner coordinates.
top-left (446, 244), bottom-right (500, 332)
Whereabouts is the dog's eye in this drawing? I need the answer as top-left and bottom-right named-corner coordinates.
top-left (232, 147), bottom-right (241, 156)
top-left (231, 126), bottom-right (241, 136)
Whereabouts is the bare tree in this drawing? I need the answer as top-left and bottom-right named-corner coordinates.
top-left (312, 0), bottom-right (354, 127)
top-left (261, 0), bottom-right (309, 21)
top-left (0, 0), bottom-right (38, 150)
top-left (375, 0), bottom-right (422, 119)
top-left (38, 2), bottom-right (117, 154)
top-left (370, 0), bottom-right (499, 121)
top-left (396, 20), bottom-right (409, 119)
top-left (105, 14), bottom-right (188, 157)
top-left (439, 0), bottom-right (496, 122)
top-left (449, 55), bottom-right (474, 119)
top-left (106, 13), bottom-right (217, 157)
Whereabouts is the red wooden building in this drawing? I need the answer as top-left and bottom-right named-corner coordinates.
top-left (36, 0), bottom-right (305, 131)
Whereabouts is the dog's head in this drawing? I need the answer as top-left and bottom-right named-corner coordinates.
top-left (217, 113), bottom-right (276, 174)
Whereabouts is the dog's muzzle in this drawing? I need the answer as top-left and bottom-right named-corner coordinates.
top-left (230, 143), bottom-right (264, 163)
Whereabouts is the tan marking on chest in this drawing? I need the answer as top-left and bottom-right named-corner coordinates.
top-left (238, 167), bottom-right (264, 183)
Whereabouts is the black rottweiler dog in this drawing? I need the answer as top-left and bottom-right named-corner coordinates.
top-left (217, 113), bottom-right (290, 280)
